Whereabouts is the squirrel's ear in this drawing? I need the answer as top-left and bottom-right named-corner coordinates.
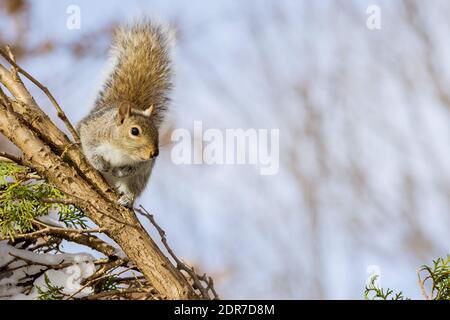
top-left (117, 103), bottom-right (131, 124)
top-left (143, 105), bottom-right (154, 117)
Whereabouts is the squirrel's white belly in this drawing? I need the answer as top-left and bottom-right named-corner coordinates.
top-left (95, 143), bottom-right (136, 167)
top-left (94, 143), bottom-right (142, 196)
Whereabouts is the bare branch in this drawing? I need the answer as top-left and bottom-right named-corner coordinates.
top-left (0, 47), bottom-right (80, 144)
top-left (0, 151), bottom-right (23, 165)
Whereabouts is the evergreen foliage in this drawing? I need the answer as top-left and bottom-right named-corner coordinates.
top-left (36, 274), bottom-right (65, 300)
top-left (365, 255), bottom-right (450, 300)
top-left (0, 161), bottom-right (87, 239)
top-left (364, 275), bottom-right (408, 300)
top-left (418, 256), bottom-right (450, 300)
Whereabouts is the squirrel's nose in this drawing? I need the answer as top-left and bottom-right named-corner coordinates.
top-left (149, 149), bottom-right (159, 158)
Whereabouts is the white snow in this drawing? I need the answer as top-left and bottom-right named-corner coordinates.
top-left (0, 242), bottom-right (95, 299)
top-left (36, 208), bottom-right (67, 228)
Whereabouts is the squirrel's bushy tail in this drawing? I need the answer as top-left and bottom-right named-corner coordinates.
top-left (96, 19), bottom-right (172, 126)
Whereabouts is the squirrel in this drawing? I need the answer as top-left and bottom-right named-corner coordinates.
top-left (77, 20), bottom-right (172, 208)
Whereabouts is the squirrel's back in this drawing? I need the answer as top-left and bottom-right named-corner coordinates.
top-left (94, 20), bottom-right (172, 126)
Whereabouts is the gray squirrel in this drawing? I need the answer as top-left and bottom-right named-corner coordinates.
top-left (77, 20), bottom-right (171, 207)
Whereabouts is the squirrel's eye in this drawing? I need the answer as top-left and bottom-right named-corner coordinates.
top-left (131, 127), bottom-right (140, 136)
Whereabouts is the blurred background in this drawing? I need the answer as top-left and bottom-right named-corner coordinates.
top-left (1, 0), bottom-right (450, 299)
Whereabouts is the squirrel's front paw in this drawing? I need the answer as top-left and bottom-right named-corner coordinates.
top-left (91, 155), bottom-right (111, 172)
top-left (112, 165), bottom-right (136, 178)
top-left (118, 194), bottom-right (134, 208)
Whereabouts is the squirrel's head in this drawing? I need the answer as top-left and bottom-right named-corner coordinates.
top-left (112, 102), bottom-right (159, 161)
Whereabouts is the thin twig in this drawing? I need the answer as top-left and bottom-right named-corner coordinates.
top-left (32, 219), bottom-right (105, 234)
top-left (80, 288), bottom-right (151, 300)
top-left (135, 206), bottom-right (219, 300)
top-left (4, 46), bottom-right (19, 79)
top-left (8, 253), bottom-right (76, 269)
top-left (0, 222), bottom-right (105, 242)
top-left (65, 264), bottom-right (133, 300)
top-left (417, 268), bottom-right (429, 300)
top-left (0, 152), bottom-right (24, 165)
top-left (0, 47), bottom-right (80, 144)
top-left (81, 258), bottom-right (130, 285)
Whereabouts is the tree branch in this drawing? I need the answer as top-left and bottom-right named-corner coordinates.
top-left (0, 48), bottom-right (206, 299)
